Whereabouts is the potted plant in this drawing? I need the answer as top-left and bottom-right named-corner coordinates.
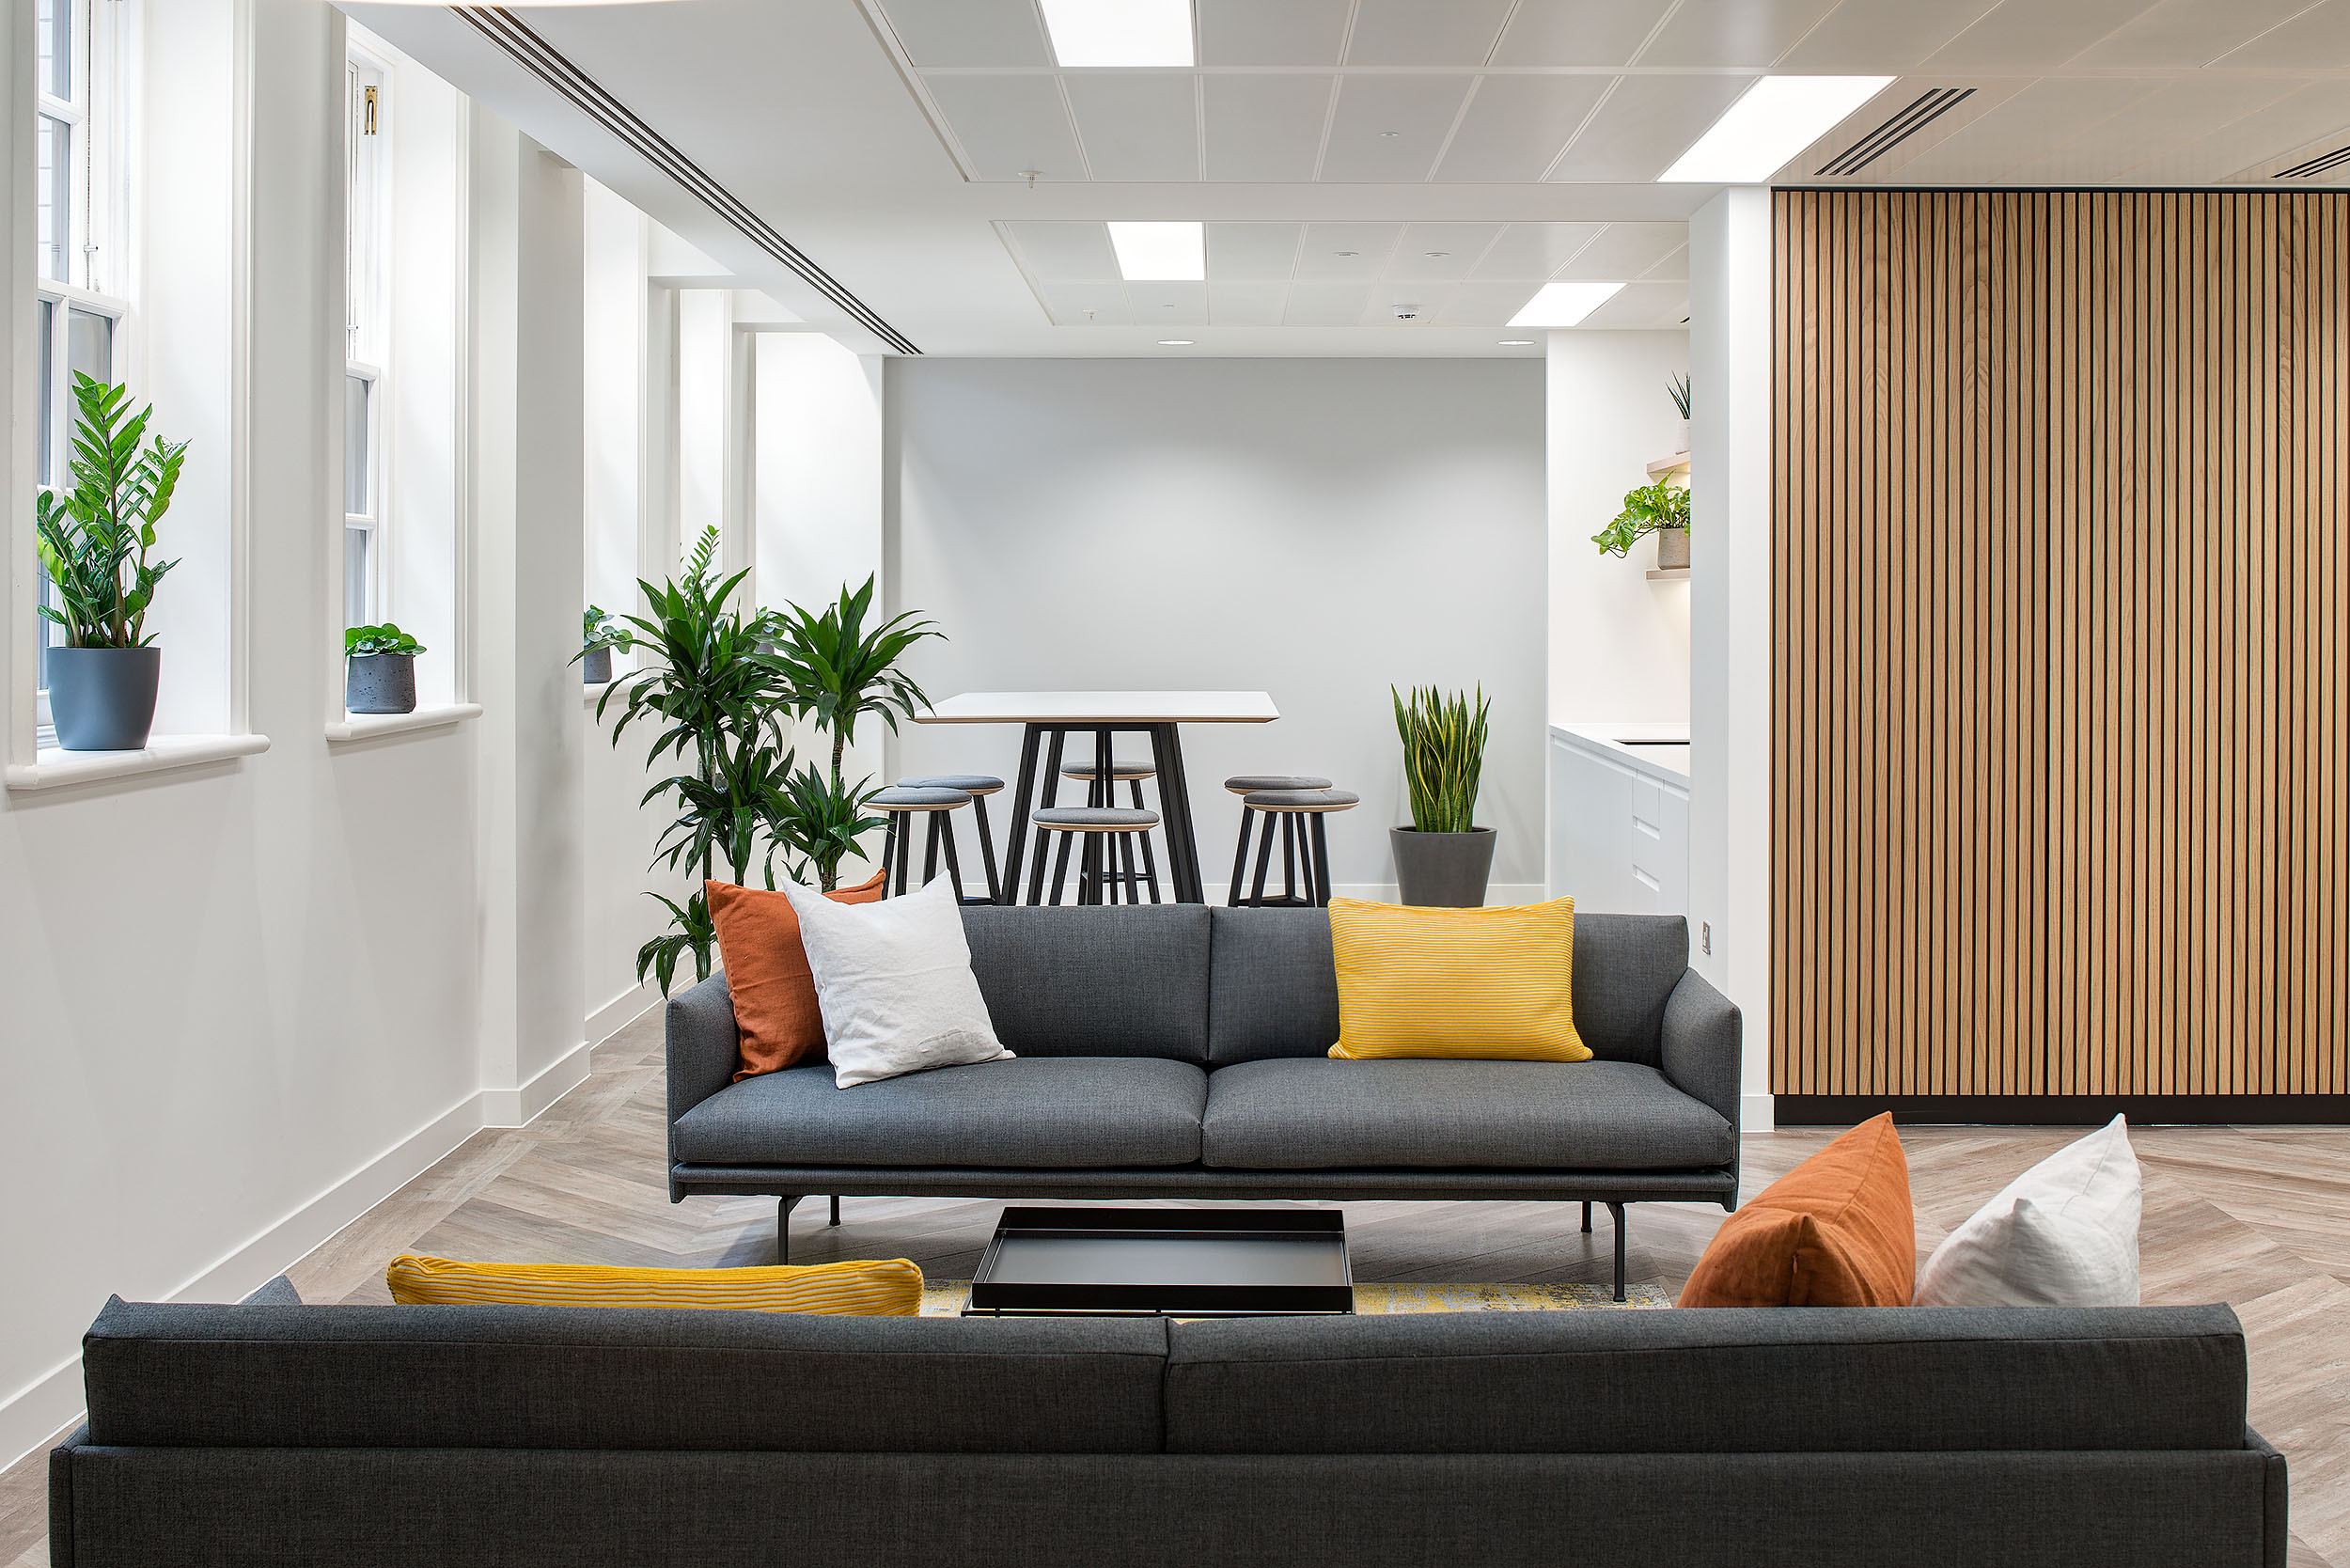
top-left (1592, 478), bottom-right (1691, 570)
top-left (1389, 685), bottom-right (1494, 907)
top-left (346, 624), bottom-right (425, 714)
top-left (582, 605), bottom-right (628, 686)
top-left (33, 374), bottom-right (188, 751)
top-left (1669, 372), bottom-right (1692, 450)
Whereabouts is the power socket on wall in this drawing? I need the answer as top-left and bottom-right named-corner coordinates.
top-left (1700, 921), bottom-right (1712, 956)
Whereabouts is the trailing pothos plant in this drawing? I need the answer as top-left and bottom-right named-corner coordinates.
top-left (594, 527), bottom-right (800, 994)
top-left (33, 373), bottom-right (188, 649)
top-left (1590, 477), bottom-right (1691, 557)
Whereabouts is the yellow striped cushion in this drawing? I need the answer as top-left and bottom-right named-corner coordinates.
top-left (384, 1254), bottom-right (922, 1315)
top-left (1326, 896), bottom-right (1591, 1062)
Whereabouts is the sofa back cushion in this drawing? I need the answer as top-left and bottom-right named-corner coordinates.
top-left (82, 1300), bottom-right (1168, 1454)
top-left (1207, 908), bottom-right (1688, 1066)
top-left (1162, 1306), bottom-right (2248, 1455)
top-left (961, 905), bottom-right (1211, 1062)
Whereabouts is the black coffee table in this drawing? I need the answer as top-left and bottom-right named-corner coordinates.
top-left (964, 1206), bottom-right (1354, 1317)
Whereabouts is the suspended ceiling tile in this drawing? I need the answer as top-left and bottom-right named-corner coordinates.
top-left (1635, 0), bottom-right (1846, 69)
top-left (872, 0), bottom-right (1052, 68)
top-left (1434, 280), bottom-right (1545, 325)
top-left (1577, 280), bottom-right (1691, 330)
top-left (1640, 243), bottom-right (1690, 282)
top-left (1548, 75), bottom-right (1754, 182)
top-left (1491, 0), bottom-right (1677, 67)
top-left (1038, 284), bottom-right (1135, 326)
top-left (2140, 81), bottom-right (2350, 179)
top-left (1208, 281), bottom-right (1291, 326)
top-left (1925, 0), bottom-right (2165, 71)
top-left (1064, 71), bottom-right (1199, 182)
top-left (1320, 74), bottom-right (1480, 181)
top-left (1000, 220), bottom-right (1121, 282)
top-left (1555, 223), bottom-right (1689, 280)
top-left (2072, 0), bottom-right (2322, 68)
top-left (1434, 75), bottom-right (1610, 181)
top-left (1823, 78), bottom-right (2022, 180)
top-left (1282, 281), bottom-right (1376, 324)
top-left (1197, 0), bottom-right (1353, 66)
top-left (1124, 281), bottom-right (1211, 325)
top-left (1293, 222), bottom-right (1404, 279)
top-left (924, 74), bottom-right (1087, 181)
top-left (2212, 0), bottom-right (2350, 69)
top-left (1472, 222), bottom-right (1607, 279)
top-left (1341, 0), bottom-right (1516, 66)
top-left (1206, 223), bottom-right (1304, 282)
top-left (1889, 77), bottom-right (2167, 180)
top-left (1385, 223), bottom-right (1505, 280)
top-left (2012, 76), bottom-right (2300, 181)
top-left (1201, 74), bottom-right (1335, 181)
top-left (1777, 0), bottom-right (2002, 70)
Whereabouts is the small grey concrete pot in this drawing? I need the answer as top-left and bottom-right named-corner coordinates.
top-left (582, 646), bottom-right (613, 685)
top-left (1389, 826), bottom-right (1496, 908)
top-left (346, 653), bottom-right (418, 715)
top-left (1656, 527), bottom-right (1690, 571)
top-left (48, 646), bottom-right (161, 751)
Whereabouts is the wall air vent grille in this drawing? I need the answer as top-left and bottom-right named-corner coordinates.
top-left (1814, 87), bottom-right (1975, 178)
top-left (450, 6), bottom-right (919, 355)
top-left (2274, 143), bottom-right (2350, 179)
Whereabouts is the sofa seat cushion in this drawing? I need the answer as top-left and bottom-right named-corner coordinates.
top-left (1200, 1058), bottom-right (1733, 1170)
top-left (673, 1058), bottom-right (1208, 1168)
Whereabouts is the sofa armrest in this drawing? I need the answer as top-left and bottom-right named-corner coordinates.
top-left (51, 1424), bottom-right (87, 1568)
top-left (2248, 1425), bottom-right (2290, 1568)
top-left (1660, 968), bottom-right (1742, 1134)
top-left (666, 972), bottom-right (740, 1131)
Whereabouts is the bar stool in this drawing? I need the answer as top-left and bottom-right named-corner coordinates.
top-left (1235, 788), bottom-right (1355, 908)
top-left (896, 774), bottom-right (1004, 903)
top-left (1032, 808), bottom-right (1160, 906)
top-left (872, 785), bottom-right (971, 899)
top-left (1059, 755), bottom-right (1162, 901)
top-left (1224, 775), bottom-right (1331, 907)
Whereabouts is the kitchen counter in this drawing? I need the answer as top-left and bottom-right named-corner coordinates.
top-left (1548, 723), bottom-right (1690, 917)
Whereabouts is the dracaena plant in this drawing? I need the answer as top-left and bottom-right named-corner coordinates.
top-left (1393, 685), bottom-right (1491, 835)
top-left (765, 574), bottom-right (943, 890)
top-left (33, 374), bottom-right (188, 650)
top-left (1590, 478), bottom-right (1691, 557)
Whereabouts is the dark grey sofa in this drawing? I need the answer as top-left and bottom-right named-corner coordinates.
top-left (667, 906), bottom-right (1743, 1296)
top-left (51, 1294), bottom-right (2286, 1567)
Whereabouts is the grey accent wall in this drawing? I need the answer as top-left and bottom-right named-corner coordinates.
top-left (884, 358), bottom-right (1546, 891)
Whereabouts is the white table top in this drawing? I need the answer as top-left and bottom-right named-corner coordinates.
top-left (915, 690), bottom-right (1279, 725)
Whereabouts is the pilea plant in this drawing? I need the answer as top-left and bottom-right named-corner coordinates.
top-left (346, 623), bottom-right (426, 658)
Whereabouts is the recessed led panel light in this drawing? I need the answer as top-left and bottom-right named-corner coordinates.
top-left (1106, 221), bottom-right (1205, 281)
top-left (1497, 339), bottom-right (1535, 346)
top-left (1158, 339), bottom-right (1194, 346)
top-left (1507, 282), bottom-right (1624, 329)
top-left (1039, 0), bottom-right (1194, 67)
top-left (1659, 75), bottom-right (1894, 183)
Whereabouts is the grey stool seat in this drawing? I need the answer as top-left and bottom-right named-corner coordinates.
top-left (1242, 788), bottom-right (1359, 811)
top-left (1033, 808), bottom-right (1162, 907)
top-left (1225, 774), bottom-right (1332, 793)
top-left (898, 774), bottom-right (1004, 795)
top-left (1061, 758), bottom-right (1156, 781)
top-left (885, 780), bottom-right (1001, 903)
top-left (1035, 807), bottom-right (1159, 830)
top-left (872, 785), bottom-right (971, 809)
top-left (874, 787), bottom-right (974, 901)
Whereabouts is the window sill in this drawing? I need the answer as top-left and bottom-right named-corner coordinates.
top-left (584, 674), bottom-right (643, 707)
top-left (325, 703), bottom-right (483, 744)
top-left (5, 733), bottom-right (272, 792)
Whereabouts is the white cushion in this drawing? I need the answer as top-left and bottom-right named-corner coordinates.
top-left (780, 876), bottom-right (1014, 1089)
top-left (1914, 1116), bottom-right (2142, 1308)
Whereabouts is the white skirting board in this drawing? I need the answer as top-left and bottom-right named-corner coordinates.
top-left (1743, 1093), bottom-right (1777, 1130)
top-left (1305, 883), bottom-right (1552, 908)
top-left (585, 977), bottom-right (662, 1046)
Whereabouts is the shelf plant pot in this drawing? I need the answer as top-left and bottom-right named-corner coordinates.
top-left (48, 646), bottom-right (161, 751)
top-left (1389, 825), bottom-right (1496, 908)
top-left (347, 653), bottom-right (418, 715)
top-left (1656, 527), bottom-right (1690, 571)
top-left (582, 647), bottom-right (614, 686)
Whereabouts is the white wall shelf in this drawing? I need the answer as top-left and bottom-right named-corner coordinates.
top-left (5, 734), bottom-right (272, 792)
top-left (325, 703), bottom-right (482, 744)
top-left (1647, 567), bottom-right (1690, 581)
top-left (1646, 451), bottom-right (1691, 478)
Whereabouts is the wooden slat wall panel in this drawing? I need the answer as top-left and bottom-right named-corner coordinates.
top-left (1772, 189), bottom-right (2350, 1102)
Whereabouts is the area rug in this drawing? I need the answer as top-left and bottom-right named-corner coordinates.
top-left (919, 1280), bottom-right (1671, 1315)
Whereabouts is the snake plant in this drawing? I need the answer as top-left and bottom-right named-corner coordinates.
top-left (1392, 685), bottom-right (1491, 834)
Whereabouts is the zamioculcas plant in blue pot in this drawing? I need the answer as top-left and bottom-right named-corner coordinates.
top-left (34, 373), bottom-right (188, 750)
top-left (346, 623), bottom-right (425, 714)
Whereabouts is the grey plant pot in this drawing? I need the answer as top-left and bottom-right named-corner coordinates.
top-left (1389, 826), bottom-right (1496, 908)
top-left (48, 646), bottom-right (161, 751)
top-left (1656, 527), bottom-right (1690, 570)
top-left (582, 647), bottom-right (614, 685)
top-left (346, 653), bottom-right (418, 715)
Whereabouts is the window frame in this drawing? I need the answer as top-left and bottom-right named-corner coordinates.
top-left (342, 48), bottom-right (390, 636)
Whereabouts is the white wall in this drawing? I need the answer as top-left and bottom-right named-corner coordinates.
top-left (885, 357), bottom-right (1548, 897)
top-left (1545, 331), bottom-right (1689, 727)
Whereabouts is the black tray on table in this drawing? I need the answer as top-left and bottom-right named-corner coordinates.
top-left (964, 1206), bottom-right (1354, 1317)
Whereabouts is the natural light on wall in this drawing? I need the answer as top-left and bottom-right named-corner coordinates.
top-left (1507, 281), bottom-right (1624, 329)
top-left (1107, 221), bottom-right (1205, 281)
top-left (1040, 0), bottom-right (1195, 67)
top-left (1658, 75), bottom-right (1894, 183)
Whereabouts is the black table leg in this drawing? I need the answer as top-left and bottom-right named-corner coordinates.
top-left (999, 725), bottom-right (1044, 904)
top-left (1026, 728), bottom-right (1070, 905)
top-left (1147, 723), bottom-right (1205, 902)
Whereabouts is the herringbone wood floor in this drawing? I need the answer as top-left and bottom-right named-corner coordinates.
top-left (8, 1008), bottom-right (2348, 1566)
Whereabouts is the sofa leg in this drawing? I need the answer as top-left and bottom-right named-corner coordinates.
top-left (1581, 1200), bottom-right (1592, 1233)
top-left (1608, 1202), bottom-right (1627, 1303)
top-left (778, 1196), bottom-right (802, 1263)
top-left (829, 1195), bottom-right (840, 1228)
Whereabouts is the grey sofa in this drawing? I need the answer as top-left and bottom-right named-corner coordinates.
top-left (667, 905), bottom-right (1743, 1296)
top-left (51, 1294), bottom-right (2286, 1567)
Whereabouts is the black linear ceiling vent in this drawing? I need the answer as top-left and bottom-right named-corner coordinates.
top-left (453, 6), bottom-right (920, 355)
top-left (2274, 142), bottom-right (2350, 179)
top-left (1815, 86), bottom-right (1975, 177)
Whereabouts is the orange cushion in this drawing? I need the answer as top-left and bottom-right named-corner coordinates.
top-left (1678, 1113), bottom-right (1915, 1308)
top-left (707, 870), bottom-right (887, 1079)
